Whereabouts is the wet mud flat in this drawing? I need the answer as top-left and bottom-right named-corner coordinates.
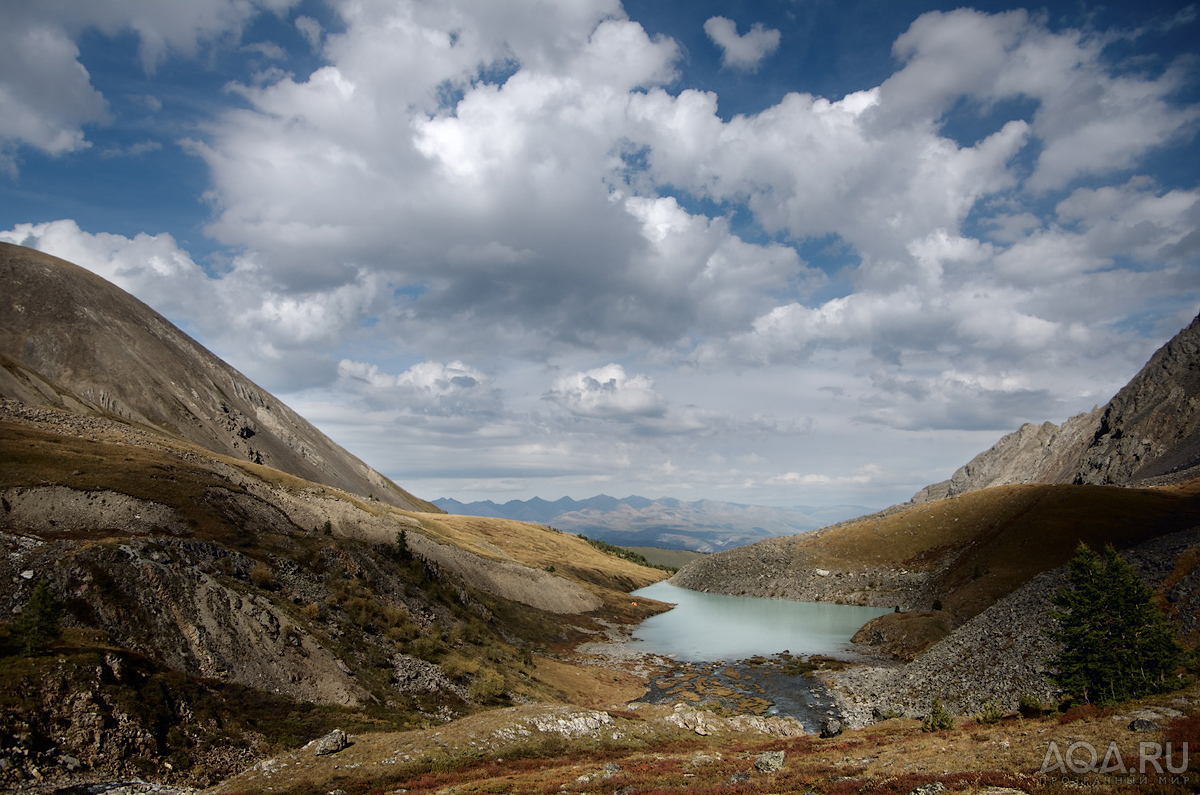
top-left (638, 652), bottom-right (850, 734)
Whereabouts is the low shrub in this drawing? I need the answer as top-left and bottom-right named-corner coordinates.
top-left (469, 668), bottom-right (506, 702)
top-left (1017, 693), bottom-right (1047, 718)
top-left (248, 562), bottom-right (276, 589)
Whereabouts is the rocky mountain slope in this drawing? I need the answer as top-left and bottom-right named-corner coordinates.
top-left (0, 400), bottom-right (670, 788)
top-left (826, 526), bottom-right (1200, 728)
top-left (912, 312), bottom-right (1200, 504)
top-left (0, 242), bottom-right (434, 512)
top-left (435, 495), bottom-right (869, 552)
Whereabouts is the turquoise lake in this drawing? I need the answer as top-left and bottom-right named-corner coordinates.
top-left (630, 580), bottom-right (892, 662)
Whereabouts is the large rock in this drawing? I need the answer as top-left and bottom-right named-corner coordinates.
top-left (819, 717), bottom-right (842, 738)
top-left (313, 729), bottom-right (350, 756)
top-left (754, 750), bottom-right (785, 772)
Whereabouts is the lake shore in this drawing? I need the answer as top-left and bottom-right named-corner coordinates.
top-left (573, 615), bottom-right (894, 734)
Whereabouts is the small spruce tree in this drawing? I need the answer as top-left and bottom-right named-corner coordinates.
top-left (1046, 542), bottom-right (1182, 705)
top-left (921, 698), bottom-right (955, 732)
top-left (12, 581), bottom-right (61, 656)
top-left (395, 528), bottom-right (412, 561)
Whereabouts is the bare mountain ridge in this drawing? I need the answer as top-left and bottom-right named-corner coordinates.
top-left (0, 242), bottom-right (435, 512)
top-left (912, 312), bottom-right (1200, 504)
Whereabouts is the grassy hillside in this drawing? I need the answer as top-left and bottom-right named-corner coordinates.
top-left (674, 479), bottom-right (1200, 625)
top-left (804, 480), bottom-right (1200, 617)
top-left (621, 546), bottom-right (707, 569)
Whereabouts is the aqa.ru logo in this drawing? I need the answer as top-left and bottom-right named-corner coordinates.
top-left (1040, 740), bottom-right (1189, 775)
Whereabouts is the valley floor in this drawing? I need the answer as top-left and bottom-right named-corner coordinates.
top-left (6, 621), bottom-right (1199, 795)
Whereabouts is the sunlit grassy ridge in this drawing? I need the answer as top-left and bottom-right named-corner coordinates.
top-left (770, 480), bottom-right (1199, 618)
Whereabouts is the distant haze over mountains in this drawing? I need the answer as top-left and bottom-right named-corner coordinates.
top-left (433, 495), bottom-right (872, 552)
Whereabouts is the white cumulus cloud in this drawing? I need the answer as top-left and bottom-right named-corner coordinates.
top-left (546, 364), bottom-right (667, 420)
top-left (703, 16), bottom-right (781, 72)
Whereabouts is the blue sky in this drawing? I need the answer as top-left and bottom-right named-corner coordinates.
top-left (2, 0), bottom-right (1198, 509)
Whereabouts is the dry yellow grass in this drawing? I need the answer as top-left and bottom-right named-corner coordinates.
top-left (401, 511), bottom-right (668, 592)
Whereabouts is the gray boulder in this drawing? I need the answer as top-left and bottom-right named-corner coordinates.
top-left (754, 750), bottom-right (785, 772)
top-left (819, 717), bottom-right (843, 738)
top-left (313, 728), bottom-right (349, 756)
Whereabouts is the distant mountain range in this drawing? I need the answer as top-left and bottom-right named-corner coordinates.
top-left (432, 495), bottom-right (873, 552)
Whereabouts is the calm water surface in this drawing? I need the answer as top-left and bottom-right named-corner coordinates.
top-left (631, 581), bottom-right (892, 662)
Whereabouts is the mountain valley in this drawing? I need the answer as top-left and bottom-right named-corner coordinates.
top-left (1, 241), bottom-right (1198, 793)
top-left (668, 312), bottom-right (1200, 728)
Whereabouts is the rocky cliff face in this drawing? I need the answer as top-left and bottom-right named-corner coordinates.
top-left (909, 410), bottom-right (1102, 504)
top-left (912, 313), bottom-right (1200, 503)
top-left (1074, 313), bottom-right (1200, 486)
top-left (0, 243), bottom-right (436, 513)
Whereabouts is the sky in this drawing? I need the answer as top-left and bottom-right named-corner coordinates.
top-left (2, 0), bottom-right (1199, 511)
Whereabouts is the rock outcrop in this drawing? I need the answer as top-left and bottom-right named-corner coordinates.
top-left (1074, 313), bottom-right (1200, 486)
top-left (909, 410), bottom-right (1102, 504)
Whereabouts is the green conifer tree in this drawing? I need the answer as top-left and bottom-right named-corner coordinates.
top-left (1047, 543), bottom-right (1182, 704)
top-left (12, 581), bottom-right (62, 656)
